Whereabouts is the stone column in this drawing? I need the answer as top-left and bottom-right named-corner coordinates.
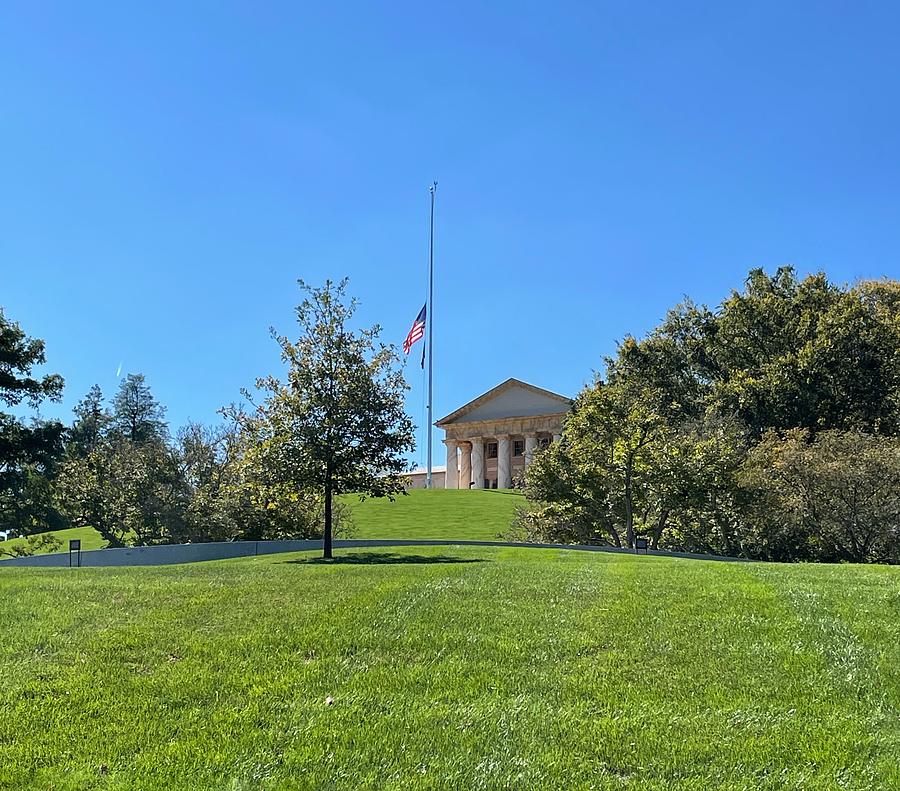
top-left (470, 438), bottom-right (484, 489)
top-left (524, 434), bottom-right (538, 468)
top-left (459, 442), bottom-right (472, 488)
top-left (497, 435), bottom-right (512, 488)
top-left (444, 440), bottom-right (458, 490)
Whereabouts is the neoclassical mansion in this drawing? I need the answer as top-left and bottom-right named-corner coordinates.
top-left (405, 379), bottom-right (572, 489)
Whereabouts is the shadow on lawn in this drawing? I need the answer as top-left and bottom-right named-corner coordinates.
top-left (286, 552), bottom-right (488, 566)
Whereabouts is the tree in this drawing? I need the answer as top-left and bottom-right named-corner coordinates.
top-left (58, 378), bottom-right (185, 547)
top-left (695, 268), bottom-right (900, 436)
top-left (0, 308), bottom-right (65, 535)
top-left (653, 416), bottom-right (748, 556)
top-left (515, 438), bottom-right (616, 546)
top-left (173, 422), bottom-right (242, 543)
top-left (58, 433), bottom-right (186, 547)
top-left (0, 532), bottom-right (62, 559)
top-left (739, 430), bottom-right (900, 563)
top-left (238, 279), bottom-right (414, 558)
top-left (521, 377), bottom-right (677, 549)
top-left (522, 266), bottom-right (900, 563)
top-left (69, 384), bottom-right (111, 457)
top-left (112, 374), bottom-right (167, 444)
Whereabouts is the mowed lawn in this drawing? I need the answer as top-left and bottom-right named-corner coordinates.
top-left (0, 525), bottom-right (108, 555)
top-left (1, 547), bottom-right (899, 790)
top-left (344, 488), bottom-right (524, 540)
top-left (1, 490), bottom-right (519, 558)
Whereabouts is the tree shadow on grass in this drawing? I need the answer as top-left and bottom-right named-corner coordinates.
top-left (285, 552), bottom-right (489, 566)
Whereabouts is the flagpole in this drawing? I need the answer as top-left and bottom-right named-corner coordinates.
top-left (426, 181), bottom-right (436, 489)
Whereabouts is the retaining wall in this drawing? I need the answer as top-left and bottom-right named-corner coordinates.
top-left (0, 539), bottom-right (749, 568)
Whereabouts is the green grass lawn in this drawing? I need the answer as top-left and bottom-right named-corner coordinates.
top-left (0, 525), bottom-right (107, 556)
top-left (344, 488), bottom-right (523, 540)
top-left (1, 546), bottom-right (898, 790)
top-left (1, 490), bottom-right (517, 557)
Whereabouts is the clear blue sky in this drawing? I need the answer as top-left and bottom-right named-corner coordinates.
top-left (3, 2), bottom-right (900, 465)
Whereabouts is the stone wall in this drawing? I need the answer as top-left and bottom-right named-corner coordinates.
top-left (0, 539), bottom-right (751, 568)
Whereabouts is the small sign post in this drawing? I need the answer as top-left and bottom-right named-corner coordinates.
top-left (635, 537), bottom-right (649, 555)
top-left (69, 539), bottom-right (81, 568)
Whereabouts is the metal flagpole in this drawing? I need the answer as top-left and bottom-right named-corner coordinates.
top-left (426, 182), bottom-right (437, 489)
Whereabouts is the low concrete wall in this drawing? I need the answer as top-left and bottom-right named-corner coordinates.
top-left (0, 540), bottom-right (320, 568)
top-left (0, 538), bottom-right (749, 568)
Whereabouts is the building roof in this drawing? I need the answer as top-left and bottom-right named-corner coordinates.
top-left (401, 465), bottom-right (447, 475)
top-left (435, 378), bottom-right (572, 427)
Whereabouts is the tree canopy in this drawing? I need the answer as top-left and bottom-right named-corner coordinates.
top-left (0, 309), bottom-right (65, 536)
top-left (231, 279), bottom-right (415, 558)
top-left (522, 267), bottom-right (900, 563)
top-left (8, 266), bottom-right (900, 565)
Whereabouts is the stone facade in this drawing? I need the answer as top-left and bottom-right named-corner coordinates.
top-left (402, 467), bottom-right (447, 489)
top-left (436, 378), bottom-right (571, 489)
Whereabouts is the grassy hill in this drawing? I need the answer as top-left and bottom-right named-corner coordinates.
top-left (345, 488), bottom-right (523, 540)
top-left (0, 490), bottom-right (520, 558)
top-left (0, 525), bottom-right (107, 556)
top-left (1, 546), bottom-right (898, 789)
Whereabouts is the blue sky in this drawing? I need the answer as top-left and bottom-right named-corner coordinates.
top-left (3, 2), bottom-right (900, 465)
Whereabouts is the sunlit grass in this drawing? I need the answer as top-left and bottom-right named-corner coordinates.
top-left (1, 546), bottom-right (898, 789)
top-left (3, 490), bottom-right (518, 558)
top-left (344, 488), bottom-right (523, 540)
top-left (0, 525), bottom-right (107, 556)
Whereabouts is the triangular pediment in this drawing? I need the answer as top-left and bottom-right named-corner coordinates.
top-left (436, 378), bottom-right (572, 426)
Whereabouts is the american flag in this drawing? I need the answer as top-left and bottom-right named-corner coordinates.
top-left (403, 304), bottom-right (426, 356)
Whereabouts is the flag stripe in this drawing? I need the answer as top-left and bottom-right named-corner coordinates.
top-left (403, 304), bottom-right (427, 355)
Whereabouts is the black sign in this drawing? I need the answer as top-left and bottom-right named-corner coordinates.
top-left (635, 537), bottom-right (648, 554)
top-left (69, 539), bottom-right (82, 567)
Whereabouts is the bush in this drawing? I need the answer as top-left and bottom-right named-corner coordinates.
top-left (739, 429), bottom-right (900, 563)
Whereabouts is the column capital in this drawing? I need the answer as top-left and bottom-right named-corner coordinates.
top-left (443, 438), bottom-right (458, 448)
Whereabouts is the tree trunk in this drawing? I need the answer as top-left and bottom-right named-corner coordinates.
top-left (606, 521), bottom-right (622, 547)
top-left (624, 459), bottom-right (635, 549)
top-left (651, 509), bottom-right (669, 550)
top-left (323, 466), bottom-right (333, 559)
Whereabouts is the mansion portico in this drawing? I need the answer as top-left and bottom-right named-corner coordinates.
top-left (436, 378), bottom-right (572, 489)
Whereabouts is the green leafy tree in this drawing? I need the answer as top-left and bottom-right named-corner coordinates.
top-left (172, 422), bottom-right (251, 543)
top-left (236, 279), bottom-right (414, 558)
top-left (68, 384), bottom-right (111, 457)
top-left (697, 268), bottom-right (900, 436)
top-left (58, 434), bottom-right (186, 547)
top-left (521, 378), bottom-right (676, 549)
top-left (654, 417), bottom-right (748, 555)
top-left (112, 373), bottom-right (168, 444)
top-left (58, 379), bottom-right (185, 547)
top-left (0, 308), bottom-right (66, 536)
top-left (0, 532), bottom-right (62, 559)
top-left (524, 267), bottom-right (900, 562)
top-left (220, 423), bottom-right (354, 542)
top-left (739, 429), bottom-right (900, 563)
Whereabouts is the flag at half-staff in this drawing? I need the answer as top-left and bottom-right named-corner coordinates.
top-left (403, 303), bottom-right (427, 366)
